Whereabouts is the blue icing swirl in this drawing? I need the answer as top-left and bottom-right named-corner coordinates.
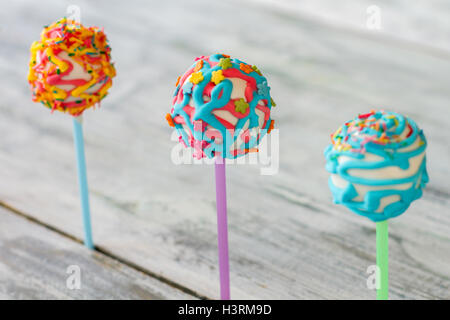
top-left (170, 54), bottom-right (274, 159)
top-left (324, 111), bottom-right (429, 222)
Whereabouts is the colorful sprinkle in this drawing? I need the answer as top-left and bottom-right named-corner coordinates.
top-left (234, 98), bottom-right (249, 114)
top-left (270, 97), bottom-right (276, 107)
top-left (257, 81), bottom-right (270, 96)
top-left (252, 65), bottom-right (262, 76)
top-left (166, 113), bottom-right (175, 127)
top-left (182, 81), bottom-right (193, 94)
top-left (330, 110), bottom-right (416, 153)
top-left (189, 71), bottom-right (204, 84)
top-left (211, 70), bottom-right (225, 85)
top-left (267, 120), bottom-right (275, 133)
top-left (218, 57), bottom-right (232, 70)
top-left (194, 60), bottom-right (203, 72)
top-left (239, 63), bottom-right (253, 74)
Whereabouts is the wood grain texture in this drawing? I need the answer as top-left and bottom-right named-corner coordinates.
top-left (0, 206), bottom-right (195, 299)
top-left (252, 0), bottom-right (450, 54)
top-left (0, 0), bottom-right (449, 299)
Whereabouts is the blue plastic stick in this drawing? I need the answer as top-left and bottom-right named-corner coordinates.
top-left (72, 116), bottom-right (94, 249)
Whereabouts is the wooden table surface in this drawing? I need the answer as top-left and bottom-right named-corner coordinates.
top-left (0, 0), bottom-right (449, 299)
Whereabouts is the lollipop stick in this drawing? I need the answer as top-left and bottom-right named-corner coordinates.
top-left (72, 116), bottom-right (94, 249)
top-left (376, 220), bottom-right (389, 300)
top-left (214, 156), bottom-right (230, 300)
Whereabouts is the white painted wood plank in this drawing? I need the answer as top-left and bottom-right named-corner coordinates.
top-left (0, 206), bottom-right (195, 299)
top-left (0, 0), bottom-right (448, 299)
top-left (252, 0), bottom-right (450, 54)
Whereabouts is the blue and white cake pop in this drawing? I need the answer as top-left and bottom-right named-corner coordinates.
top-left (324, 110), bottom-right (429, 222)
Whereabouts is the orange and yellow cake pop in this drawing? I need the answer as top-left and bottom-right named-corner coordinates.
top-left (28, 18), bottom-right (116, 116)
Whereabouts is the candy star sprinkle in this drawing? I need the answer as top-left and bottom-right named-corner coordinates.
top-left (252, 65), bottom-right (262, 75)
top-left (195, 55), bottom-right (207, 61)
top-left (194, 59), bottom-right (203, 72)
top-left (271, 97), bottom-right (276, 107)
top-left (211, 70), bottom-right (225, 85)
top-left (234, 98), bottom-right (249, 114)
top-left (166, 113), bottom-right (175, 127)
top-left (267, 120), bottom-right (275, 133)
top-left (240, 63), bottom-right (253, 74)
top-left (218, 57), bottom-right (232, 70)
top-left (183, 81), bottom-right (193, 94)
top-left (257, 81), bottom-right (270, 96)
top-left (189, 71), bottom-right (204, 84)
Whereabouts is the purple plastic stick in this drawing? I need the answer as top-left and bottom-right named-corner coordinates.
top-left (215, 156), bottom-right (230, 300)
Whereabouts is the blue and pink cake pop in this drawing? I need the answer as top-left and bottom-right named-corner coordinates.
top-left (166, 54), bottom-right (275, 159)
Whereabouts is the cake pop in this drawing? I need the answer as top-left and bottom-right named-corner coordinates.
top-left (28, 18), bottom-right (116, 249)
top-left (324, 110), bottom-right (428, 299)
top-left (28, 17), bottom-right (115, 116)
top-left (167, 54), bottom-right (275, 299)
top-left (166, 53), bottom-right (275, 159)
top-left (325, 110), bottom-right (428, 222)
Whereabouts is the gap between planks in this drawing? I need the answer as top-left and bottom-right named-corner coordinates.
top-left (0, 200), bottom-right (208, 300)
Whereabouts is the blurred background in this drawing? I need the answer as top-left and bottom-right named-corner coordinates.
top-left (0, 0), bottom-right (449, 299)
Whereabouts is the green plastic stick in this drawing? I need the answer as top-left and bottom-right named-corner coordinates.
top-left (376, 220), bottom-right (389, 300)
